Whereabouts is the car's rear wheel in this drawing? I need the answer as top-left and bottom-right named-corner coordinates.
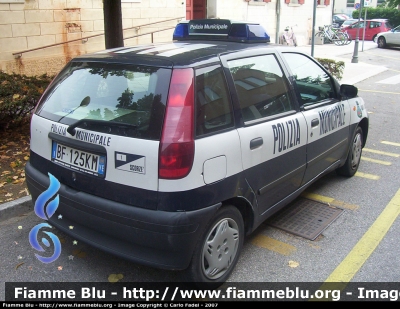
top-left (377, 36), bottom-right (386, 48)
top-left (337, 126), bottom-right (363, 177)
top-left (185, 205), bottom-right (244, 289)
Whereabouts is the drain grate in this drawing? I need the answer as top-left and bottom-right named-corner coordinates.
top-left (267, 197), bottom-right (344, 240)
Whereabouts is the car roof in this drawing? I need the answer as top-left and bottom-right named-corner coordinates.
top-left (348, 19), bottom-right (389, 24)
top-left (69, 40), bottom-right (295, 68)
top-left (342, 19), bottom-right (359, 23)
top-left (334, 14), bottom-right (349, 19)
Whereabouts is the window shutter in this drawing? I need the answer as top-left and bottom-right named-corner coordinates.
top-left (298, 0), bottom-right (305, 4)
top-left (263, 0), bottom-right (271, 2)
top-left (285, 0), bottom-right (290, 3)
top-left (325, 0), bottom-right (330, 4)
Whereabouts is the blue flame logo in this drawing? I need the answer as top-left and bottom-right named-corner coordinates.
top-left (29, 173), bottom-right (62, 263)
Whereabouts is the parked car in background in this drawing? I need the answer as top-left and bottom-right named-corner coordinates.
top-left (343, 19), bottom-right (392, 41)
top-left (374, 25), bottom-right (400, 48)
top-left (332, 14), bottom-right (349, 28)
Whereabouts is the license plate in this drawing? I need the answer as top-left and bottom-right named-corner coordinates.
top-left (51, 142), bottom-right (106, 176)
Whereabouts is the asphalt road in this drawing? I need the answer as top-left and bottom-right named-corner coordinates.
top-left (1, 44), bottom-right (399, 302)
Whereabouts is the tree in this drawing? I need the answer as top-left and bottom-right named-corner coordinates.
top-left (103, 0), bottom-right (124, 49)
top-left (382, 0), bottom-right (400, 8)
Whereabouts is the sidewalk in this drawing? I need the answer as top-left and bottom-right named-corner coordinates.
top-left (296, 40), bottom-right (388, 85)
top-left (0, 39), bottom-right (389, 222)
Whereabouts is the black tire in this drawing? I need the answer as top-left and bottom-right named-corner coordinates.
top-left (184, 205), bottom-right (244, 289)
top-left (377, 36), bottom-right (386, 49)
top-left (333, 32), bottom-right (346, 46)
top-left (336, 126), bottom-right (363, 177)
top-left (342, 31), bottom-right (352, 45)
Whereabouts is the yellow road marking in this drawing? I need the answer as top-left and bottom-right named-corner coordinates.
top-left (251, 234), bottom-right (296, 256)
top-left (363, 148), bottom-right (400, 157)
top-left (315, 188), bottom-right (400, 299)
top-left (361, 157), bottom-right (391, 166)
top-left (302, 192), bottom-right (359, 211)
top-left (355, 172), bottom-right (380, 180)
top-left (381, 141), bottom-right (400, 147)
top-left (358, 89), bottom-right (400, 95)
top-left (323, 187), bottom-right (400, 285)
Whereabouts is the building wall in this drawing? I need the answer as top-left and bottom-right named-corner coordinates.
top-left (0, 0), bottom-right (334, 76)
top-left (0, 0), bottom-right (185, 76)
top-left (215, 0), bottom-right (333, 47)
top-left (335, 0), bottom-right (379, 17)
top-left (335, 0), bottom-right (351, 15)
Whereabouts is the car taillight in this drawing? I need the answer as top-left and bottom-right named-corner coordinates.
top-left (159, 68), bottom-right (194, 179)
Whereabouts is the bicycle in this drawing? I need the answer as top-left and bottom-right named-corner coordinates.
top-left (315, 25), bottom-right (351, 46)
top-left (337, 26), bottom-right (351, 45)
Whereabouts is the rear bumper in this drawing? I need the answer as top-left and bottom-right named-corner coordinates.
top-left (25, 162), bottom-right (220, 270)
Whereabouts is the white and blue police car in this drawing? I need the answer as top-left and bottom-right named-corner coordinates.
top-left (26, 19), bottom-right (369, 288)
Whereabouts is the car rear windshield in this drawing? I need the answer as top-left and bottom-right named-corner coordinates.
top-left (36, 62), bottom-right (171, 140)
top-left (385, 22), bottom-right (393, 29)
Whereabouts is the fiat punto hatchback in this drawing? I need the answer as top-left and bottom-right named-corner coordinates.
top-left (26, 19), bottom-right (369, 288)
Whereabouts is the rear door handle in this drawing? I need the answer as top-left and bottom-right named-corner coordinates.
top-left (250, 137), bottom-right (263, 150)
top-left (311, 118), bottom-right (319, 127)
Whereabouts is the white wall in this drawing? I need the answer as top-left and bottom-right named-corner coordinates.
top-left (214, 0), bottom-right (333, 46)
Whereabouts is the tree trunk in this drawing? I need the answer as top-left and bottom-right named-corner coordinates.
top-left (103, 0), bottom-right (124, 49)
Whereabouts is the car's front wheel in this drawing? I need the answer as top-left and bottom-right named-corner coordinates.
top-left (377, 36), bottom-right (386, 48)
top-left (185, 205), bottom-right (244, 289)
top-left (336, 126), bottom-right (363, 177)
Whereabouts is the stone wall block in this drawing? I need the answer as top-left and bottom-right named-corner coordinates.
top-left (12, 23), bottom-right (40, 37)
top-left (0, 11), bottom-right (24, 25)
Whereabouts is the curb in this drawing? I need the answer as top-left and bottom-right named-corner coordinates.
top-left (0, 195), bottom-right (33, 222)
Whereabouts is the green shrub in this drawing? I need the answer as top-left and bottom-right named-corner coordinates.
top-left (352, 7), bottom-right (400, 27)
top-left (0, 70), bottom-right (53, 129)
top-left (316, 58), bottom-right (345, 81)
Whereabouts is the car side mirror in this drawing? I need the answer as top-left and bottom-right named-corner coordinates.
top-left (340, 84), bottom-right (358, 99)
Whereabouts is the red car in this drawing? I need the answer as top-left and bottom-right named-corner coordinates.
top-left (343, 19), bottom-right (392, 41)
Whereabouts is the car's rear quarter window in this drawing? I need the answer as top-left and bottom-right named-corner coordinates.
top-left (195, 65), bottom-right (234, 136)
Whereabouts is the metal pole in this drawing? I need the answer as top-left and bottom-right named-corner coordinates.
top-left (362, 9), bottom-right (367, 51)
top-left (275, 0), bottom-right (281, 44)
top-left (351, 2), bottom-right (363, 63)
top-left (311, 0), bottom-right (317, 57)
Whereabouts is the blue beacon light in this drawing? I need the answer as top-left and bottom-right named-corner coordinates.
top-left (173, 19), bottom-right (270, 43)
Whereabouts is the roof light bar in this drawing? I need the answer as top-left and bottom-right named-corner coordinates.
top-left (173, 19), bottom-right (270, 43)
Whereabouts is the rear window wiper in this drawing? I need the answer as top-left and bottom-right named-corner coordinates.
top-left (67, 119), bottom-right (137, 136)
